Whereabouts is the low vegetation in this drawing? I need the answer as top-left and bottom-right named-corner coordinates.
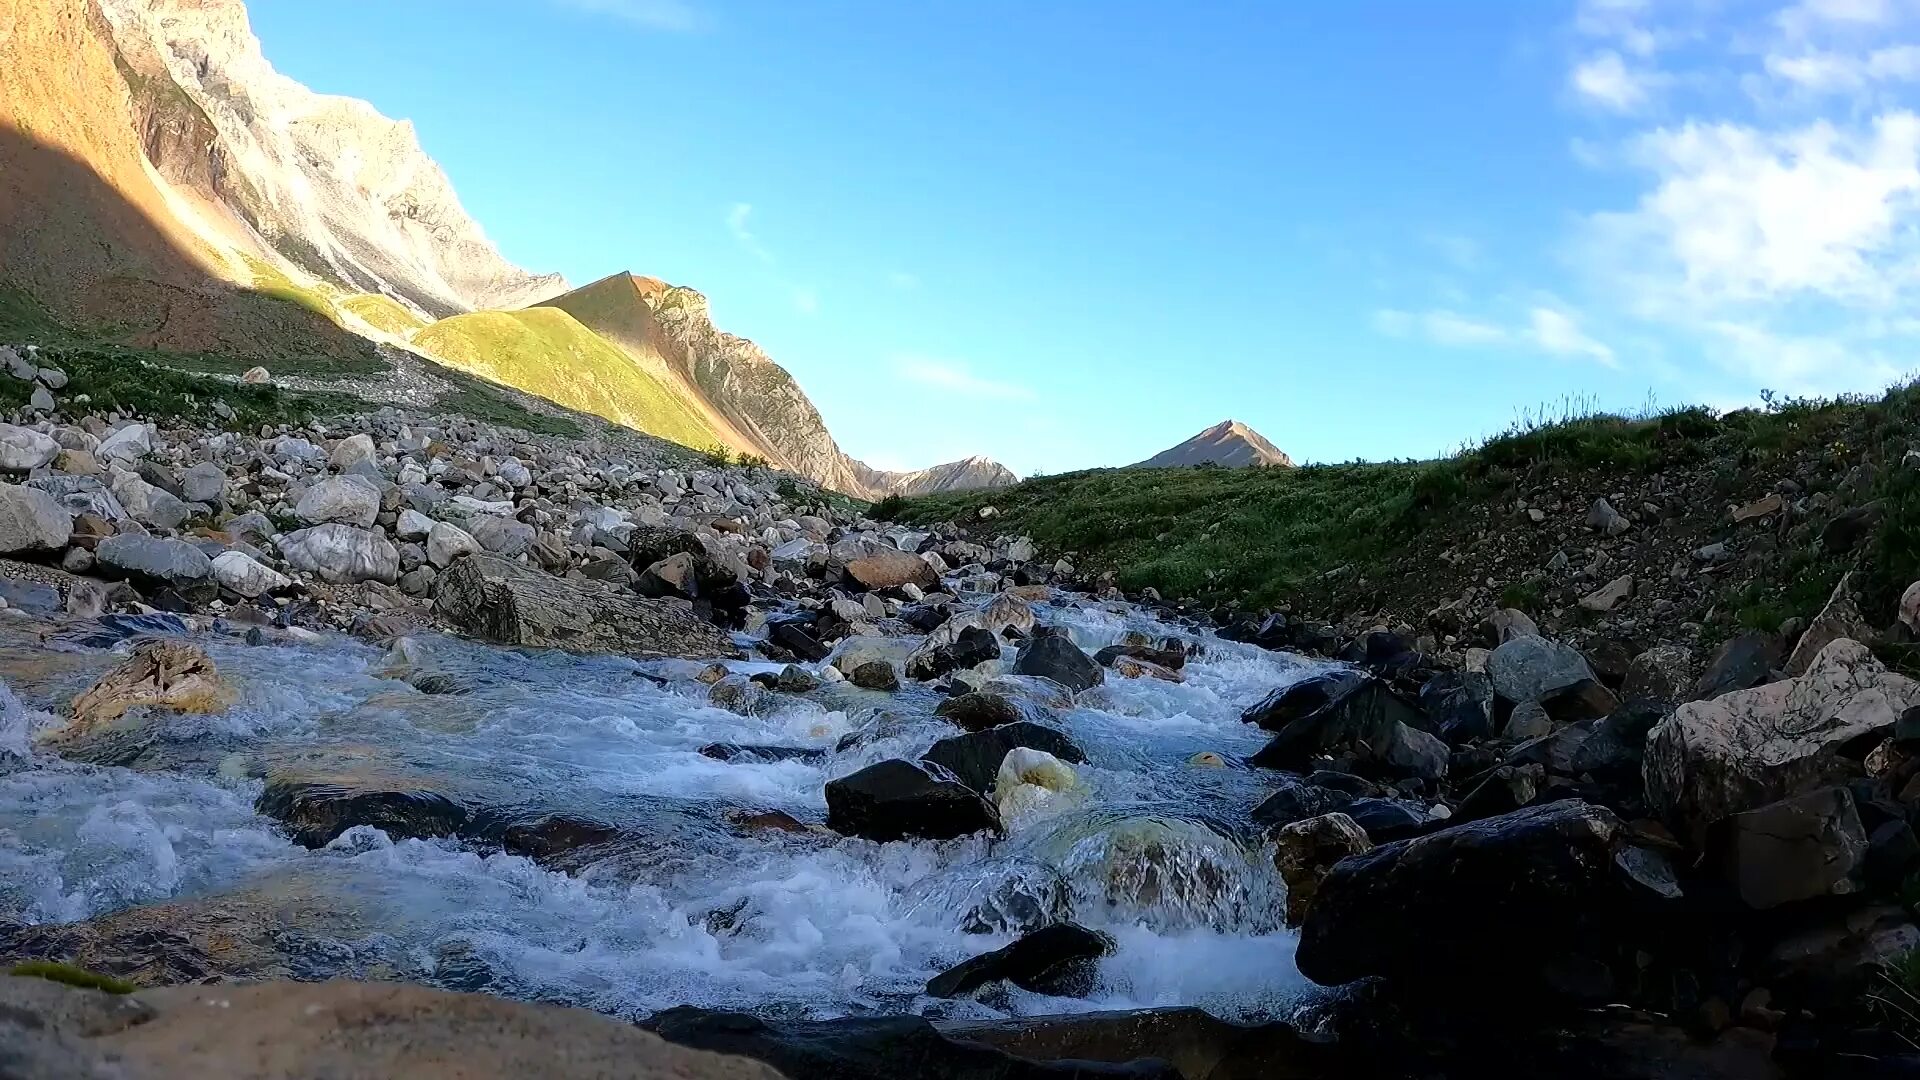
top-left (427, 366), bottom-right (586, 438)
top-left (901, 383), bottom-right (1920, 626)
top-left (9, 961), bottom-right (137, 994)
top-left (0, 341), bottom-right (362, 428)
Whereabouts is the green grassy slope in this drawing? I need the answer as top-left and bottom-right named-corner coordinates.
top-left (898, 388), bottom-right (1920, 631)
top-left (413, 307), bottom-right (724, 451)
top-left (341, 293), bottom-right (426, 337)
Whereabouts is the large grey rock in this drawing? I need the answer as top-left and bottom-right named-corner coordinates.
top-left (109, 472), bottom-right (188, 530)
top-left (844, 548), bottom-right (938, 591)
top-left (433, 552), bottom-right (738, 660)
top-left (1645, 638), bottom-right (1919, 844)
top-left (25, 475), bottom-right (124, 521)
top-left (95, 423), bottom-right (152, 461)
top-left (180, 462), bottom-right (227, 505)
top-left (328, 432), bottom-right (378, 470)
top-left (294, 476), bottom-right (380, 528)
top-left (426, 521), bottom-right (481, 568)
top-left (0, 483), bottom-right (71, 553)
top-left (1784, 572), bottom-right (1874, 677)
top-left (471, 515), bottom-right (536, 556)
top-left (95, 534), bottom-right (213, 582)
top-left (1482, 634), bottom-right (1605, 718)
top-left (211, 551), bottom-right (290, 598)
top-left (0, 423), bottom-right (58, 471)
top-left (1720, 787), bottom-right (1867, 910)
top-left (1622, 645), bottom-right (1694, 703)
top-left (278, 524), bottom-right (399, 584)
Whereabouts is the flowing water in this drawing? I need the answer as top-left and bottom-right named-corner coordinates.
top-left (0, 597), bottom-right (1330, 1024)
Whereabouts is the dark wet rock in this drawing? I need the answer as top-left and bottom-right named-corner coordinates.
top-left (936, 691), bottom-right (1026, 732)
top-left (0, 576), bottom-right (62, 615)
top-left (57, 612), bottom-right (190, 650)
top-left (1011, 632), bottom-right (1103, 694)
top-left (1418, 670), bottom-right (1494, 743)
top-left (824, 759), bottom-right (1002, 841)
top-left (1454, 764), bottom-right (1544, 824)
top-left (910, 626), bottom-right (1007, 681)
top-left (93, 534), bottom-right (212, 584)
top-left (1092, 644), bottom-right (1186, 671)
top-left (749, 665), bottom-right (820, 694)
top-left (901, 603), bottom-right (950, 633)
top-left (497, 814), bottom-right (621, 862)
top-left (645, 1007), bottom-right (1180, 1080)
top-left (256, 777), bottom-right (471, 848)
top-left (1248, 680), bottom-right (1447, 782)
top-left (700, 743), bottom-right (831, 765)
top-left (941, 1008), bottom-right (1336, 1080)
top-left (1249, 775), bottom-right (1354, 831)
top-left (434, 552), bottom-right (739, 660)
top-left (1868, 819), bottom-right (1920, 886)
top-left (925, 923), bottom-right (1115, 999)
top-left (767, 619), bottom-right (831, 663)
top-left (1716, 786), bottom-right (1867, 909)
top-left (1240, 669), bottom-right (1367, 733)
top-left (407, 671), bottom-right (473, 696)
top-left (1296, 800), bottom-right (1682, 997)
top-left (1690, 631), bottom-right (1781, 702)
top-left (923, 723), bottom-right (1086, 794)
top-left (848, 660), bottom-right (900, 692)
top-left (1341, 798), bottom-right (1430, 843)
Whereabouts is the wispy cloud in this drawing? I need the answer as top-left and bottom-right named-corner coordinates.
top-left (550, 0), bottom-right (704, 31)
top-left (895, 356), bottom-right (1036, 401)
top-left (1374, 306), bottom-right (1617, 367)
top-left (1570, 50), bottom-right (1660, 112)
top-left (727, 203), bottom-right (775, 265)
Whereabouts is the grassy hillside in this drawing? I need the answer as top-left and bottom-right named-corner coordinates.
top-left (898, 388), bottom-right (1920, 644)
top-left (341, 293), bottom-right (425, 338)
top-left (414, 307), bottom-right (725, 451)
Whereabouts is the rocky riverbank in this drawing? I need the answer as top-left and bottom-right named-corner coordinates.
top-left (0, 350), bottom-right (1911, 1077)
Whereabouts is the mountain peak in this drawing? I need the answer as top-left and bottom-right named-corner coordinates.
top-left (1134, 420), bottom-right (1293, 470)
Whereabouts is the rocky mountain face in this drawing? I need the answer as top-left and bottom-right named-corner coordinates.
top-left (1136, 420), bottom-right (1293, 469)
top-left (544, 274), bottom-right (1017, 499)
top-left (97, 0), bottom-right (567, 319)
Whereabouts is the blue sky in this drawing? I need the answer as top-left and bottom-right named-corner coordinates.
top-left (250, 0), bottom-right (1920, 475)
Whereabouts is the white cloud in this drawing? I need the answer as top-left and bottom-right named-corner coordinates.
top-left (551, 0), bottom-right (702, 31)
top-left (1575, 0), bottom-right (1660, 56)
top-left (1373, 306), bottom-right (1617, 365)
top-left (1704, 319), bottom-right (1903, 396)
top-left (1593, 113), bottom-right (1920, 310)
top-left (1572, 51), bottom-right (1657, 111)
top-left (895, 356), bottom-right (1035, 401)
top-left (1528, 307), bottom-right (1618, 367)
top-left (1766, 43), bottom-right (1920, 92)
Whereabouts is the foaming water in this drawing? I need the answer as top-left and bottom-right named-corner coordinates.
top-left (0, 597), bottom-right (1330, 1021)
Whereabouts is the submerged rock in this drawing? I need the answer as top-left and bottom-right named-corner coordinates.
top-left (824, 759), bottom-right (1002, 841)
top-left (646, 1007), bottom-right (1178, 1080)
top-left (55, 640), bottom-right (230, 741)
top-left (935, 690), bottom-right (1026, 732)
top-left (256, 776), bottom-right (471, 848)
top-left (925, 923), bottom-right (1115, 999)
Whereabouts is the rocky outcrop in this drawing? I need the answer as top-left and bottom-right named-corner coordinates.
top-left (0, 976), bottom-right (782, 1080)
top-left (1644, 638), bottom-right (1918, 844)
top-left (846, 455), bottom-right (1019, 497)
top-left (1133, 419), bottom-right (1293, 469)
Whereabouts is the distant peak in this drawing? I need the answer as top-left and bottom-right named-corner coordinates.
top-left (1132, 419), bottom-right (1292, 470)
